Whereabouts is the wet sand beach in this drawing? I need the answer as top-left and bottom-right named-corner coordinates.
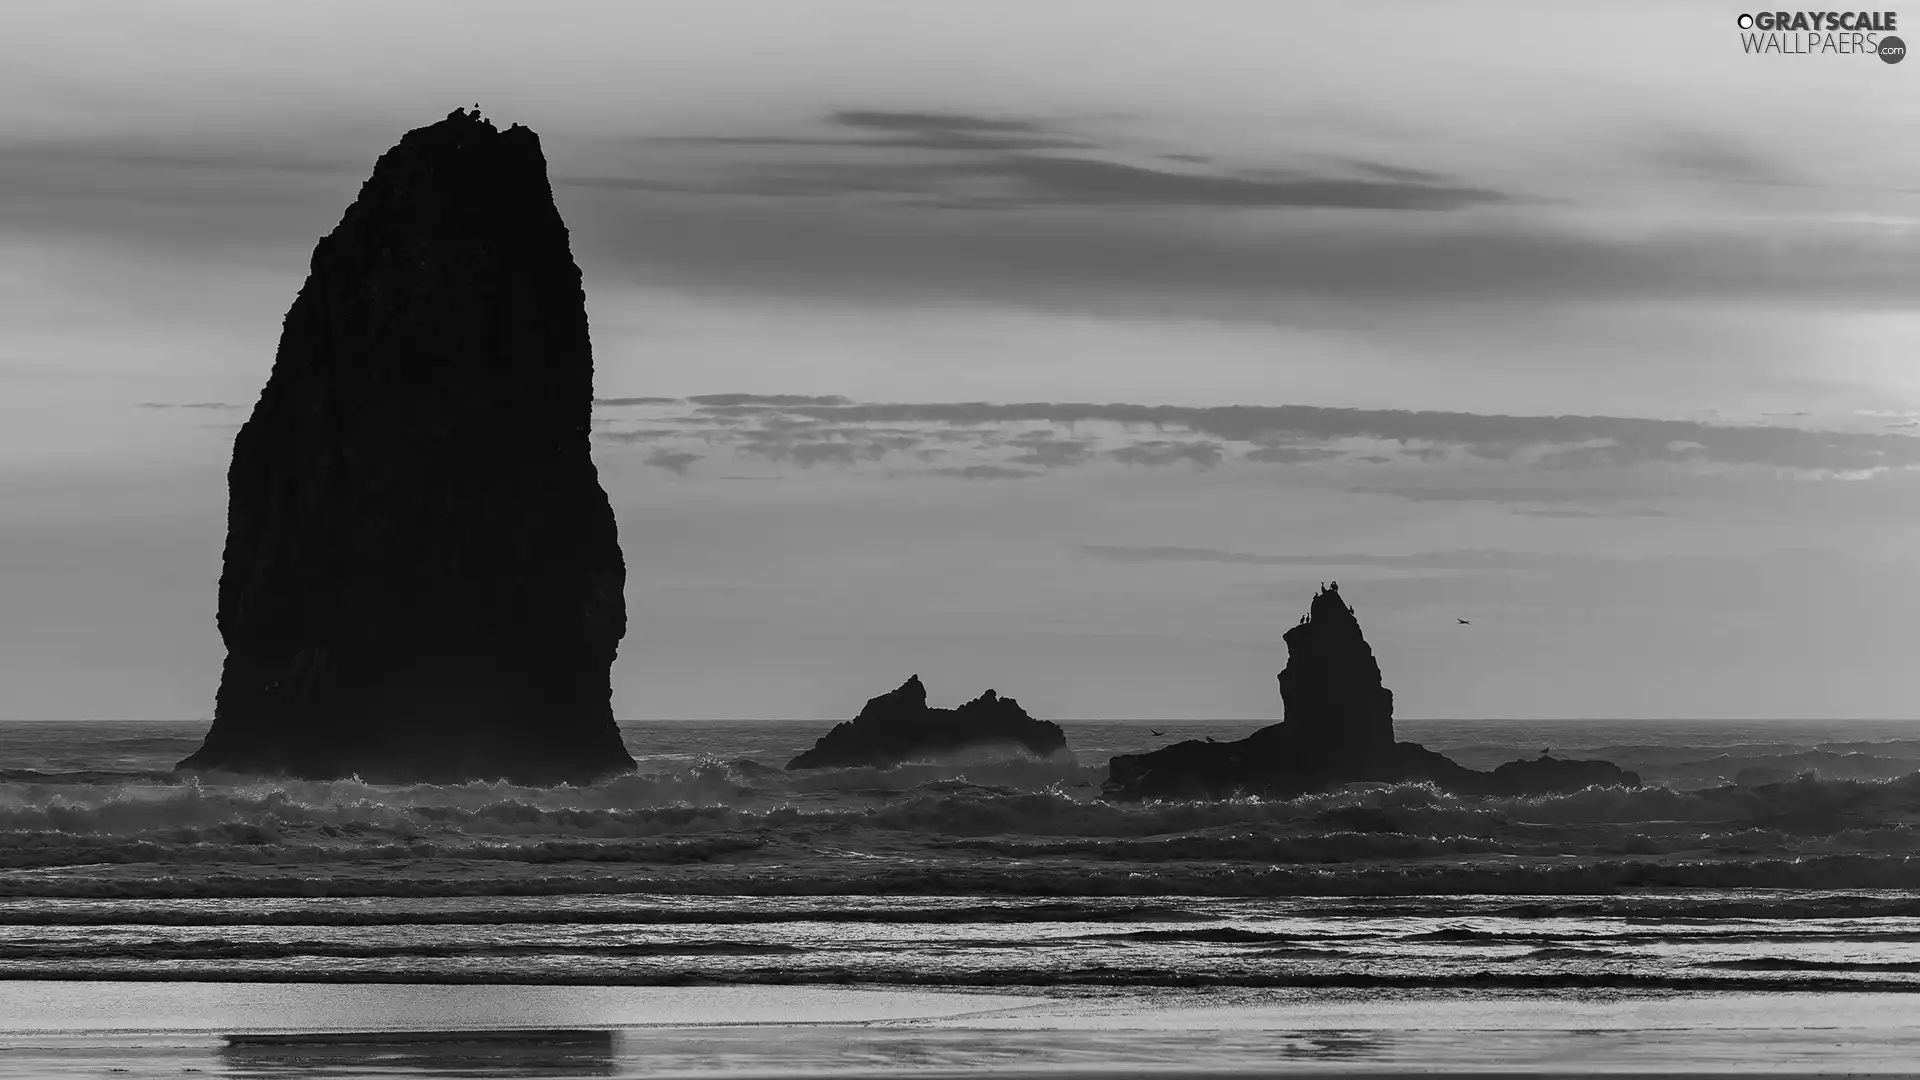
top-left (4, 983), bottom-right (1920, 1077)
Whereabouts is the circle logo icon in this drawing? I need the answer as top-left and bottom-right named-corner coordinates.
top-left (1882, 35), bottom-right (1907, 63)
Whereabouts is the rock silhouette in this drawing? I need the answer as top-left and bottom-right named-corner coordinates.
top-left (787, 675), bottom-right (1069, 770)
top-left (178, 109), bottom-right (635, 785)
top-left (1104, 585), bottom-right (1637, 800)
top-left (1276, 584), bottom-right (1397, 782)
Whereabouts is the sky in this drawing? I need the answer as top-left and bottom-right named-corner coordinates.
top-left (2, 0), bottom-right (1919, 722)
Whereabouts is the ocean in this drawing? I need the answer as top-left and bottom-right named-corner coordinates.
top-left (3, 716), bottom-right (1920, 1076)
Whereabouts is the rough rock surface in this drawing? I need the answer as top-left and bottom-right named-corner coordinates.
top-left (787, 675), bottom-right (1069, 770)
top-left (178, 109), bottom-right (635, 785)
top-left (1104, 585), bottom-right (1637, 800)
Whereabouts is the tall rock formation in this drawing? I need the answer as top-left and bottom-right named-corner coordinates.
top-left (787, 675), bottom-right (1069, 770)
top-left (178, 109), bottom-right (636, 785)
top-left (1276, 585), bottom-right (1397, 777)
top-left (1103, 585), bottom-right (1637, 800)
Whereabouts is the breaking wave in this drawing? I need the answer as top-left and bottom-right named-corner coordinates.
top-left (9, 722), bottom-right (1920, 991)
top-left (0, 964), bottom-right (1910, 992)
top-left (0, 751), bottom-right (1916, 896)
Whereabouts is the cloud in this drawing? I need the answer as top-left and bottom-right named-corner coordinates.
top-left (719, 419), bottom-right (929, 468)
top-left (1080, 546), bottom-right (1560, 570)
top-left (1508, 506), bottom-right (1671, 518)
top-left (932, 464), bottom-right (1041, 480)
top-left (832, 109), bottom-right (1053, 138)
top-left (579, 394), bottom-right (1920, 484)
top-left (623, 107), bottom-right (1514, 211)
top-left (644, 449), bottom-right (701, 475)
top-left (562, 187), bottom-right (1920, 317)
top-left (740, 439), bottom-right (871, 467)
top-left (980, 156), bottom-right (1512, 211)
top-left (715, 400), bottom-right (1920, 474)
top-left (596, 427), bottom-right (687, 443)
top-left (647, 109), bottom-right (1092, 153)
top-left (598, 108), bottom-right (1513, 213)
top-left (836, 430), bottom-right (925, 454)
top-left (4, 139), bottom-right (358, 176)
top-left (594, 396), bottom-right (684, 406)
top-left (1110, 439), bottom-right (1225, 469)
top-left (1341, 159), bottom-right (1456, 186)
top-left (1243, 446), bottom-right (1343, 464)
top-left (688, 393), bottom-right (853, 407)
top-left (541, 108), bottom-right (1920, 318)
top-left (817, 108), bottom-right (1093, 153)
top-left (1005, 432), bottom-right (1095, 467)
top-left (1346, 483), bottom-right (1669, 505)
top-left (21, 111), bottom-right (1917, 326)
top-left (1644, 135), bottom-right (1794, 188)
top-left (566, 159), bottom-right (1510, 211)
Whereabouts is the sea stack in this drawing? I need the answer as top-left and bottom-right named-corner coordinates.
top-left (787, 675), bottom-right (1069, 770)
top-left (1276, 585), bottom-right (1397, 782)
top-left (178, 109), bottom-right (636, 785)
top-left (1103, 585), bottom-right (1637, 800)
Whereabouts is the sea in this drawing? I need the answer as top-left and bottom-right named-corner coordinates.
top-left (3, 716), bottom-right (1920, 1077)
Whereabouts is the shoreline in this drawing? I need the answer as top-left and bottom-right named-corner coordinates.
top-left (1, 968), bottom-right (1918, 992)
top-left (5, 983), bottom-right (1920, 1077)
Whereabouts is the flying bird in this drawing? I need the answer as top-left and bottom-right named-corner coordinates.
top-left (1149, 728), bottom-right (1165, 737)
top-left (1457, 618), bottom-right (1471, 625)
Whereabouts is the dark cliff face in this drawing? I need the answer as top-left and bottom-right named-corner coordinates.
top-left (1104, 586), bottom-right (1637, 801)
top-left (178, 109), bottom-right (635, 785)
top-left (787, 675), bottom-right (1069, 770)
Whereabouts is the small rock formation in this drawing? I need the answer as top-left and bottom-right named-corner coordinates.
top-left (178, 109), bottom-right (636, 785)
top-left (1104, 585), bottom-right (1637, 800)
top-left (787, 675), bottom-right (1069, 770)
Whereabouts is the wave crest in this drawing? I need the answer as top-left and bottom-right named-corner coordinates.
top-left (2, 759), bottom-right (1917, 890)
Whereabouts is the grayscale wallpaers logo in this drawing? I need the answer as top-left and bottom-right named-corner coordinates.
top-left (1736, 10), bottom-right (1904, 59)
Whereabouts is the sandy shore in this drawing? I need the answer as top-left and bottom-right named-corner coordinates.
top-left (3, 983), bottom-right (1920, 1076)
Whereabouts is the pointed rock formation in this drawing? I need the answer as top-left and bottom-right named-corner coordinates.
top-left (1104, 585), bottom-right (1636, 800)
top-left (786, 675), bottom-right (1069, 770)
top-left (1275, 585), bottom-right (1397, 781)
top-left (178, 109), bottom-right (635, 785)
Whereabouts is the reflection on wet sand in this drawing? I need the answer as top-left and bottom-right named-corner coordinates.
top-left (1274, 1031), bottom-right (1384, 1061)
top-left (214, 1026), bottom-right (1397, 1078)
top-left (6, 1012), bottom-right (1920, 1078)
top-left (218, 1029), bottom-right (617, 1078)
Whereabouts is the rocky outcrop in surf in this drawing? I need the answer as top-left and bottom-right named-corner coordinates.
top-left (1104, 585), bottom-right (1637, 800)
top-left (1274, 584), bottom-right (1398, 783)
top-left (178, 109), bottom-right (635, 785)
top-left (787, 675), bottom-right (1069, 770)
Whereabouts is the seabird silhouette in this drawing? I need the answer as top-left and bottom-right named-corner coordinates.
top-left (1457, 618), bottom-right (1471, 625)
top-left (1149, 728), bottom-right (1165, 737)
